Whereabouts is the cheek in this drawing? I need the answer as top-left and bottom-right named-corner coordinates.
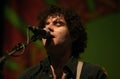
top-left (55, 29), bottom-right (71, 43)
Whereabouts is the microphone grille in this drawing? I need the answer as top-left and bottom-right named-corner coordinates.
top-left (43, 28), bottom-right (51, 39)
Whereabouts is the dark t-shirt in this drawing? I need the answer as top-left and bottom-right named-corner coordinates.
top-left (18, 56), bottom-right (108, 79)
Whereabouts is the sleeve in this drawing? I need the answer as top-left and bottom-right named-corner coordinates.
top-left (80, 62), bottom-right (109, 79)
top-left (96, 67), bottom-right (109, 79)
top-left (18, 64), bottom-right (42, 79)
top-left (18, 70), bottom-right (30, 79)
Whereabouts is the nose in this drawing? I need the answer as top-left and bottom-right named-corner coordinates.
top-left (45, 24), bottom-right (54, 38)
top-left (46, 24), bottom-right (54, 32)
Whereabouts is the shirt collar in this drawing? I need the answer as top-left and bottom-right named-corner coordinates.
top-left (63, 56), bottom-right (78, 77)
top-left (40, 56), bottom-right (78, 77)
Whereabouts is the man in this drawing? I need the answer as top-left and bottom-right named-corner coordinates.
top-left (19, 5), bottom-right (108, 79)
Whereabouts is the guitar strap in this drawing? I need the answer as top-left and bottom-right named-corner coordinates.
top-left (76, 61), bottom-right (83, 79)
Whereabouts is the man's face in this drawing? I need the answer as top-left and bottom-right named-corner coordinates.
top-left (42, 15), bottom-right (73, 53)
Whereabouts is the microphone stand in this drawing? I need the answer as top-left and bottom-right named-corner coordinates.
top-left (0, 34), bottom-right (40, 63)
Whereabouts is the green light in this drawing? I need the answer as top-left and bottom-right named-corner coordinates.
top-left (45, 0), bottom-right (58, 5)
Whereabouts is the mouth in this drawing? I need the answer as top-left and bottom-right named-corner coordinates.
top-left (44, 33), bottom-right (54, 39)
top-left (45, 37), bottom-right (54, 47)
top-left (48, 34), bottom-right (55, 39)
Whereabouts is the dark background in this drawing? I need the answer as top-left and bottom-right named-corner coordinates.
top-left (1, 0), bottom-right (120, 79)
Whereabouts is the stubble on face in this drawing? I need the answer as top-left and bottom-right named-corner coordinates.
top-left (42, 15), bottom-right (72, 56)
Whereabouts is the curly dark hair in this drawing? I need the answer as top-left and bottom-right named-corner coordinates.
top-left (37, 5), bottom-right (87, 58)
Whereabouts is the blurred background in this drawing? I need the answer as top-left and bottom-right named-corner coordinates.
top-left (0, 0), bottom-right (120, 79)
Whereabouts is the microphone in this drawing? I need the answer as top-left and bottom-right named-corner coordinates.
top-left (28, 26), bottom-right (51, 39)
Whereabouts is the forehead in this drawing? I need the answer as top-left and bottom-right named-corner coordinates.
top-left (46, 14), bottom-right (65, 21)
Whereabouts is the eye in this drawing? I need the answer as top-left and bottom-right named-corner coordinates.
top-left (45, 22), bottom-right (50, 25)
top-left (53, 21), bottom-right (65, 26)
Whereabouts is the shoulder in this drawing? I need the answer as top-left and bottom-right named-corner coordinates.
top-left (18, 63), bottom-right (42, 79)
top-left (18, 57), bottom-right (49, 79)
top-left (81, 62), bottom-right (108, 79)
top-left (82, 62), bottom-right (102, 71)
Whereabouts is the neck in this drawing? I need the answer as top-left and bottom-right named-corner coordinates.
top-left (48, 46), bottom-right (72, 66)
top-left (50, 53), bottom-right (71, 68)
top-left (48, 49), bottom-right (72, 77)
